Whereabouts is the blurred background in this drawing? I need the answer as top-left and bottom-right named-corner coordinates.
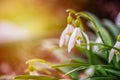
top-left (0, 0), bottom-right (120, 78)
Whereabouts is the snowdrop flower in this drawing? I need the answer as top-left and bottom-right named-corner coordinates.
top-left (59, 14), bottom-right (74, 47)
top-left (68, 27), bottom-right (89, 52)
top-left (115, 12), bottom-right (120, 26)
top-left (82, 31), bottom-right (90, 50)
top-left (109, 35), bottom-right (120, 63)
top-left (93, 37), bottom-right (102, 52)
top-left (85, 66), bottom-right (95, 77)
top-left (59, 24), bottom-right (74, 47)
top-left (29, 70), bottom-right (39, 76)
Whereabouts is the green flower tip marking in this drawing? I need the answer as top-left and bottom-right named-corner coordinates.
top-left (75, 18), bottom-right (80, 27)
top-left (117, 34), bottom-right (120, 42)
top-left (28, 65), bottom-right (36, 72)
top-left (66, 9), bottom-right (76, 24)
top-left (67, 15), bottom-right (73, 24)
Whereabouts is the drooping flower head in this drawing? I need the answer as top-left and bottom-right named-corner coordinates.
top-left (59, 13), bottom-right (74, 47)
top-left (109, 34), bottom-right (120, 63)
top-left (68, 27), bottom-right (83, 52)
top-left (68, 17), bottom-right (90, 52)
top-left (59, 24), bottom-right (74, 47)
top-left (59, 10), bottom-right (89, 52)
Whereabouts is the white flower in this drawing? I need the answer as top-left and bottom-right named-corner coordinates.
top-left (115, 12), bottom-right (120, 26)
top-left (68, 27), bottom-right (89, 52)
top-left (59, 24), bottom-right (74, 47)
top-left (93, 37), bottom-right (102, 52)
top-left (82, 31), bottom-right (90, 50)
top-left (30, 70), bottom-right (39, 76)
top-left (108, 41), bottom-right (120, 63)
top-left (85, 66), bottom-right (95, 77)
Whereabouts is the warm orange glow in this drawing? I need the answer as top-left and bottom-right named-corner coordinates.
top-left (0, 0), bottom-right (61, 38)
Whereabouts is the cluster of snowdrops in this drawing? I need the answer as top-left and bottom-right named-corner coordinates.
top-left (14, 9), bottom-right (120, 80)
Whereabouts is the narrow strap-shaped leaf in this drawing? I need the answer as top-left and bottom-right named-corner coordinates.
top-left (84, 12), bottom-right (113, 45)
top-left (52, 63), bottom-right (111, 68)
top-left (26, 59), bottom-right (52, 66)
top-left (52, 63), bottom-right (90, 68)
top-left (70, 58), bottom-right (87, 63)
top-left (64, 66), bottom-right (86, 76)
top-left (90, 76), bottom-right (117, 80)
top-left (105, 68), bottom-right (120, 75)
top-left (103, 19), bottom-right (119, 39)
top-left (14, 75), bottom-right (58, 80)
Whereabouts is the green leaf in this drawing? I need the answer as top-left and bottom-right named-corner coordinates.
top-left (100, 28), bottom-right (113, 45)
top-left (64, 66), bottom-right (86, 76)
top-left (52, 63), bottom-right (90, 68)
top-left (90, 76), bottom-right (116, 80)
top-left (14, 75), bottom-right (58, 80)
top-left (96, 66), bottom-right (107, 75)
top-left (76, 46), bottom-right (104, 64)
top-left (26, 59), bottom-right (52, 66)
top-left (76, 12), bottom-right (93, 21)
top-left (86, 12), bottom-right (113, 45)
top-left (103, 19), bottom-right (119, 39)
top-left (105, 69), bottom-right (120, 75)
top-left (70, 58), bottom-right (87, 63)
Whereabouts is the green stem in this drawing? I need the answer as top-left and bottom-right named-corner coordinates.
top-left (98, 31), bottom-right (105, 44)
top-left (76, 12), bottom-right (105, 44)
top-left (80, 43), bottom-right (120, 51)
top-left (92, 21), bottom-right (105, 44)
top-left (89, 44), bottom-right (93, 64)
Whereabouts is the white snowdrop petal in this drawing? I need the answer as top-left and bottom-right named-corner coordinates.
top-left (108, 41), bottom-right (120, 63)
top-left (30, 71), bottom-right (39, 76)
top-left (59, 24), bottom-right (74, 47)
top-left (69, 24), bottom-right (74, 31)
top-left (114, 42), bottom-right (120, 62)
top-left (77, 28), bottom-right (82, 37)
top-left (68, 28), bottom-right (77, 52)
top-left (116, 54), bottom-right (120, 62)
top-left (65, 35), bottom-right (70, 45)
top-left (85, 66), bottom-right (95, 77)
top-left (75, 28), bottom-right (82, 46)
top-left (76, 40), bottom-right (81, 45)
top-left (108, 49), bottom-right (115, 63)
top-left (82, 32), bottom-right (90, 50)
top-left (59, 31), bottom-right (66, 47)
top-left (96, 37), bottom-right (102, 43)
top-left (59, 25), bottom-right (69, 47)
top-left (93, 46), bottom-right (99, 52)
top-left (93, 37), bottom-right (102, 52)
top-left (115, 42), bottom-right (120, 48)
top-left (115, 12), bottom-right (120, 26)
